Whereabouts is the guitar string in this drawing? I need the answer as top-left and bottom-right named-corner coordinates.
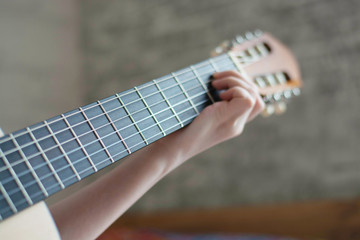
top-left (0, 61), bottom-right (232, 172)
top-left (0, 54), bottom-right (263, 215)
top-left (0, 54), bottom-right (231, 145)
top-left (0, 75), bottom-right (215, 187)
top-left (0, 56), bottom-right (234, 157)
top-left (0, 42), bottom-right (261, 148)
top-left (1, 51), bottom-right (256, 158)
top-left (0, 46), bottom-right (266, 217)
top-left (0, 58), bottom-right (245, 203)
top-left (0, 96), bottom-right (210, 212)
top-left (0, 77), bottom-right (214, 177)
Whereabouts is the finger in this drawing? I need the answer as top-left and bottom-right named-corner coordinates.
top-left (213, 70), bottom-right (258, 89)
top-left (219, 85), bottom-right (264, 122)
top-left (219, 87), bottom-right (255, 112)
top-left (213, 71), bottom-right (265, 121)
top-left (213, 76), bottom-right (263, 117)
top-left (213, 70), bottom-right (243, 79)
top-left (212, 76), bottom-right (256, 93)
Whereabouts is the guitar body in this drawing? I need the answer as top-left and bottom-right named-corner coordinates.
top-left (0, 201), bottom-right (60, 240)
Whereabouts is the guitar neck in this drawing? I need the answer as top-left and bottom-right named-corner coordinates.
top-left (0, 53), bottom-right (237, 221)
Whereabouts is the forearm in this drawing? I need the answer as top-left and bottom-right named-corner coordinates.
top-left (50, 131), bottom-right (185, 240)
top-left (49, 70), bottom-right (264, 240)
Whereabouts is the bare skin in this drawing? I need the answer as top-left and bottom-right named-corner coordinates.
top-left (50, 70), bottom-right (265, 240)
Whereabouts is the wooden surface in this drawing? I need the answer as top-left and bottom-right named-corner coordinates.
top-left (110, 199), bottom-right (360, 240)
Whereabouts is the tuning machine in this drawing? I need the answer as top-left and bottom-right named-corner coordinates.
top-left (262, 102), bottom-right (286, 117)
top-left (261, 88), bottom-right (301, 117)
top-left (211, 30), bottom-right (263, 56)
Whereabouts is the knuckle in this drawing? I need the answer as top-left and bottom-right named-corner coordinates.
top-left (242, 94), bottom-right (255, 107)
top-left (258, 97), bottom-right (266, 111)
top-left (232, 86), bottom-right (244, 94)
top-left (228, 119), bottom-right (244, 136)
top-left (225, 76), bottom-right (240, 85)
top-left (232, 86), bottom-right (255, 107)
top-left (229, 70), bottom-right (242, 78)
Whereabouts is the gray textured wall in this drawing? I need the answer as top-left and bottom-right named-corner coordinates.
top-left (80, 0), bottom-right (360, 212)
top-left (0, 0), bottom-right (83, 133)
top-left (1, 0), bottom-right (359, 213)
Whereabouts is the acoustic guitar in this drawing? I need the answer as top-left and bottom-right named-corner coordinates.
top-left (0, 31), bottom-right (302, 239)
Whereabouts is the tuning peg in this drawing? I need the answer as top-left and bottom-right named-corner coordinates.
top-left (261, 104), bottom-right (275, 117)
top-left (272, 92), bottom-right (282, 102)
top-left (211, 46), bottom-right (224, 56)
top-left (254, 29), bottom-right (263, 37)
top-left (283, 90), bottom-right (292, 99)
top-left (245, 31), bottom-right (255, 40)
top-left (235, 35), bottom-right (245, 44)
top-left (211, 41), bottom-right (230, 56)
top-left (292, 88), bottom-right (301, 96)
top-left (274, 102), bottom-right (287, 114)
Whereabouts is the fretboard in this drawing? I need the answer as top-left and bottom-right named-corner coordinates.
top-left (0, 53), bottom-right (237, 221)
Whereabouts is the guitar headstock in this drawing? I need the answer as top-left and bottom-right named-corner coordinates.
top-left (212, 30), bottom-right (302, 116)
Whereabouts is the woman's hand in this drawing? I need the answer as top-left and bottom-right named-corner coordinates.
top-left (158, 70), bottom-right (265, 172)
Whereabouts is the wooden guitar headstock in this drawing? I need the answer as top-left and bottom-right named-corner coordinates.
top-left (212, 30), bottom-right (302, 116)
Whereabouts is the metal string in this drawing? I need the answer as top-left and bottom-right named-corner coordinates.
top-left (0, 96), bottom-right (210, 211)
top-left (0, 78), bottom-right (214, 181)
top-left (0, 55), bottom-right (233, 159)
top-left (0, 62), bottom-right (225, 173)
top-left (0, 54), bottom-right (230, 146)
top-left (0, 54), bottom-right (245, 212)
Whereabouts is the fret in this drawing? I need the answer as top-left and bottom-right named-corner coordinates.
top-left (134, 87), bottom-right (166, 137)
top-left (153, 79), bottom-right (183, 128)
top-left (172, 72), bottom-right (200, 115)
top-left (0, 182), bottom-right (17, 214)
top-left (116, 93), bottom-right (148, 145)
top-left (8, 135), bottom-right (48, 198)
top-left (65, 108), bottom-right (111, 170)
top-left (97, 101), bottom-right (131, 154)
top-left (100, 95), bottom-right (145, 153)
top-left (44, 120), bottom-right (81, 181)
top-left (0, 147), bottom-right (32, 206)
top-left (0, 50), bottom-right (245, 222)
top-left (158, 74), bottom-right (197, 124)
top-left (209, 58), bottom-right (219, 72)
top-left (26, 127), bottom-right (65, 190)
top-left (79, 107), bottom-right (115, 163)
top-left (190, 65), bottom-right (215, 103)
top-left (61, 114), bottom-right (98, 172)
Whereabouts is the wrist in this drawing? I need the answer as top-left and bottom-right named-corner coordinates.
top-left (147, 130), bottom-right (191, 176)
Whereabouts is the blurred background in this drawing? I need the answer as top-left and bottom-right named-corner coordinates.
top-left (0, 0), bottom-right (359, 236)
